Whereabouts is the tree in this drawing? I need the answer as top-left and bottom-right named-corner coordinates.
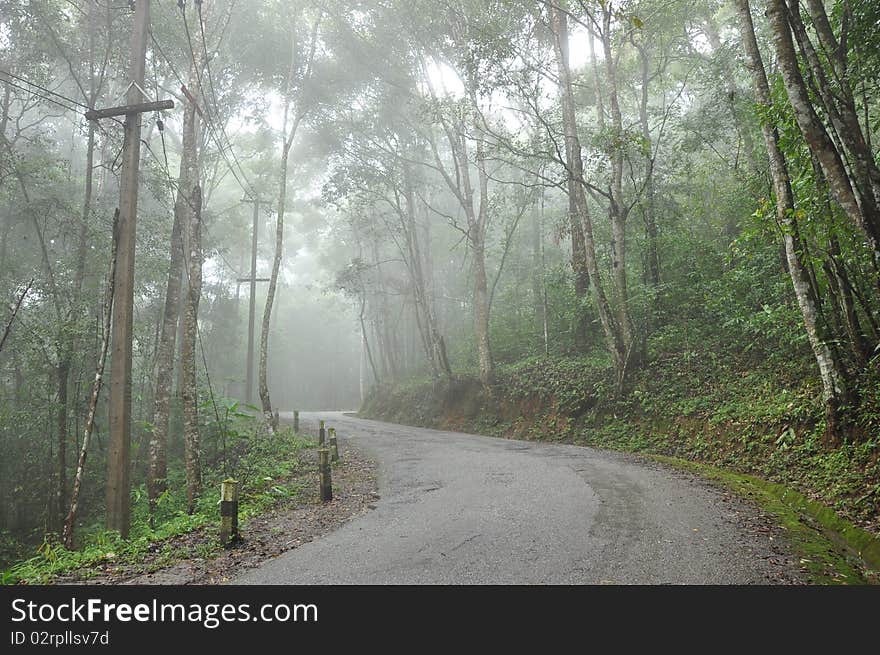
top-left (259, 8), bottom-right (320, 431)
top-left (734, 0), bottom-right (849, 443)
top-left (148, 56), bottom-right (203, 517)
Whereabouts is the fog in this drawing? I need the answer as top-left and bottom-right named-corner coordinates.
top-left (1, 0), bottom-right (878, 567)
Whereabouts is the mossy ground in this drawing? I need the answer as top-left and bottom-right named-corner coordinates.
top-left (647, 455), bottom-right (879, 584)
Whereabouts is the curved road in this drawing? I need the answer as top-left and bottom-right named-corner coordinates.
top-left (235, 412), bottom-right (799, 584)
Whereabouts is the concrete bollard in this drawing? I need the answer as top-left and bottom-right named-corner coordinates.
top-left (318, 419), bottom-right (326, 446)
top-left (329, 428), bottom-right (339, 463)
top-left (318, 448), bottom-right (332, 502)
top-left (219, 479), bottom-right (239, 547)
top-left (293, 410), bottom-right (299, 433)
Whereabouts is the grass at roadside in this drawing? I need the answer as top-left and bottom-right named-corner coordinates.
top-left (2, 423), bottom-right (313, 585)
top-left (647, 455), bottom-right (880, 584)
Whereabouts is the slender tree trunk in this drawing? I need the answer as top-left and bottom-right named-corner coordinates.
top-left (56, 125), bottom-right (99, 511)
top-left (472, 230), bottom-right (493, 386)
top-left (550, 7), bottom-right (590, 348)
top-left (588, 24), bottom-right (605, 132)
top-left (0, 79), bottom-right (10, 139)
top-left (360, 297), bottom-right (380, 386)
top-left (636, 44), bottom-right (659, 288)
top-left (550, 5), bottom-right (624, 387)
top-left (261, 35), bottom-right (296, 431)
top-left (601, 7), bottom-right (635, 379)
top-left (0, 279), bottom-right (32, 356)
top-left (790, 0), bottom-right (880, 212)
top-left (182, 184), bottom-right (202, 513)
top-left (55, 359), bottom-right (69, 531)
top-left (735, 0), bottom-right (849, 444)
top-left (827, 236), bottom-right (869, 365)
top-left (259, 136), bottom-right (289, 430)
top-left (63, 210), bottom-right (118, 549)
top-left (531, 186), bottom-right (544, 341)
top-left (149, 72), bottom-right (199, 514)
top-left (462, 122), bottom-right (494, 385)
top-left (765, 0), bottom-right (880, 273)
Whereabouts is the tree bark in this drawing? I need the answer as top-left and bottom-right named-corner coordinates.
top-left (149, 67), bottom-right (200, 515)
top-left (550, 5), bottom-right (628, 391)
top-left (401, 162), bottom-right (451, 379)
top-left (259, 15), bottom-right (318, 430)
top-left (182, 184), bottom-right (203, 513)
top-left (636, 43), bottom-right (660, 289)
top-left (765, 0), bottom-right (880, 273)
top-left (550, 7), bottom-right (590, 348)
top-left (702, 12), bottom-right (759, 173)
top-left (601, 5), bottom-right (635, 376)
top-left (259, 118), bottom-right (293, 430)
top-left (735, 0), bottom-right (849, 444)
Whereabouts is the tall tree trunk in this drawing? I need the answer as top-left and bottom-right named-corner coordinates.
top-left (360, 295), bottom-right (380, 387)
top-left (789, 0), bottom-right (880, 215)
top-left (826, 236), bottom-right (869, 366)
top-left (588, 25), bottom-right (605, 133)
top-left (462, 122), bottom-right (494, 386)
top-left (53, 124), bottom-right (97, 533)
top-left (260, 15), bottom-right (316, 430)
top-left (550, 7), bottom-right (590, 348)
top-left (54, 359), bottom-right (69, 532)
top-left (472, 230), bottom-right (493, 386)
top-left (735, 0), bottom-right (849, 444)
top-left (149, 71), bottom-right (199, 515)
top-left (635, 43), bottom-right (659, 288)
top-left (182, 184), bottom-right (203, 513)
top-left (531, 186), bottom-right (546, 347)
top-left (550, 5), bottom-right (624, 387)
top-left (601, 5), bottom-right (635, 378)
top-left (765, 0), bottom-right (880, 274)
top-left (259, 133), bottom-right (290, 431)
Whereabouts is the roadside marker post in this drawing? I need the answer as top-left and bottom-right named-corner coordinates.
top-left (220, 479), bottom-right (239, 546)
top-left (329, 428), bottom-right (339, 462)
top-left (318, 449), bottom-right (332, 502)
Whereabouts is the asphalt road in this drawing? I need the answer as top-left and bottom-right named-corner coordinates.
top-left (235, 411), bottom-right (800, 584)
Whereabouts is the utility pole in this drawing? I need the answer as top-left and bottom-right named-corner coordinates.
top-left (240, 197), bottom-right (269, 404)
top-left (98, 0), bottom-right (172, 538)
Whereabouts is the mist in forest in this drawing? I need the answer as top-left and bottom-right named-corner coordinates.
top-left (1, 0), bottom-right (878, 575)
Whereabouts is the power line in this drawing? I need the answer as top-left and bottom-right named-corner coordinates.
top-left (0, 69), bottom-right (91, 109)
top-left (141, 135), bottom-right (244, 278)
top-left (149, 3), bottom-right (245, 190)
top-left (171, 0), bottom-right (256, 199)
top-left (148, 28), bottom-right (187, 90)
top-left (0, 72), bottom-right (125, 138)
top-left (143, 23), bottom-right (255, 281)
top-left (149, 28), bottom-right (253, 202)
top-left (196, 1), bottom-right (222, 119)
top-left (140, 136), bottom-right (235, 449)
top-left (0, 78), bottom-right (83, 114)
top-left (195, 0), bottom-right (256, 198)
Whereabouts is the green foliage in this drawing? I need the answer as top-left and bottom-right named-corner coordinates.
top-left (2, 422), bottom-right (311, 584)
top-left (363, 328), bottom-right (880, 539)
